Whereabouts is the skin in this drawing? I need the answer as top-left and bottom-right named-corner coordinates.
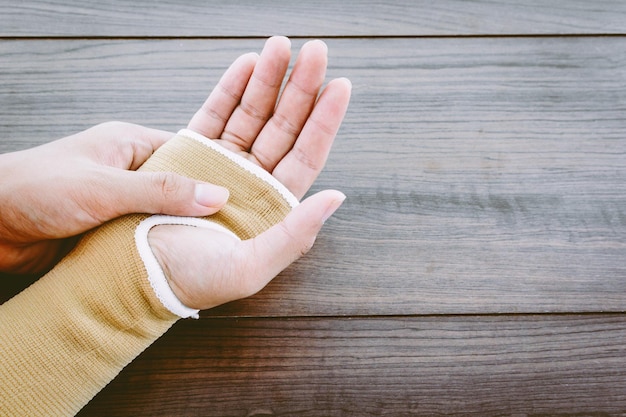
top-left (0, 36), bottom-right (351, 311)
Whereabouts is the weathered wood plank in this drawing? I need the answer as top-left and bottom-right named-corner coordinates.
top-left (77, 315), bottom-right (626, 416)
top-left (1, 0), bottom-right (626, 37)
top-left (1, 37), bottom-right (625, 315)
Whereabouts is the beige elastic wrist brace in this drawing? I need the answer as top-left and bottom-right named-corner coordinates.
top-left (0, 129), bottom-right (297, 416)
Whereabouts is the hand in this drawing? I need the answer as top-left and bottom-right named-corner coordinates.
top-left (148, 36), bottom-right (351, 310)
top-left (0, 122), bottom-right (230, 274)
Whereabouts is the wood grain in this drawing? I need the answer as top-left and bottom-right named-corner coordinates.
top-left (2, 37), bottom-right (624, 316)
top-left (2, 2), bottom-right (626, 416)
top-left (1, 0), bottom-right (626, 37)
top-left (77, 315), bottom-right (626, 416)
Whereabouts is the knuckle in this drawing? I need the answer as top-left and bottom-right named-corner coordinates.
top-left (278, 222), bottom-right (316, 258)
top-left (249, 147), bottom-right (276, 172)
top-left (97, 120), bottom-right (133, 132)
top-left (240, 100), bottom-right (271, 123)
top-left (293, 145), bottom-right (323, 172)
top-left (298, 235), bottom-right (317, 257)
top-left (152, 172), bottom-right (183, 205)
top-left (270, 111), bottom-right (300, 137)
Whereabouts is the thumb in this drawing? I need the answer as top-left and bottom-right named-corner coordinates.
top-left (110, 169), bottom-right (230, 216)
top-left (241, 189), bottom-right (346, 294)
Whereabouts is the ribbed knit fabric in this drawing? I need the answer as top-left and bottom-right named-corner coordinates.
top-left (142, 130), bottom-right (298, 240)
top-left (0, 129), bottom-right (297, 416)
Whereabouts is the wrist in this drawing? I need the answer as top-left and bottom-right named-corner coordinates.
top-left (135, 216), bottom-right (202, 319)
top-left (136, 129), bottom-right (298, 314)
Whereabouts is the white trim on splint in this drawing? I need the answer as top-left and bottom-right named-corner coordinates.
top-left (178, 129), bottom-right (300, 209)
top-left (135, 215), bottom-right (241, 319)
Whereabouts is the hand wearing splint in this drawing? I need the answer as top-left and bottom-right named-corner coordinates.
top-left (150, 36), bottom-right (351, 310)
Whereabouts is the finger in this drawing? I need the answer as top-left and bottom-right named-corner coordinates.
top-left (79, 122), bottom-right (174, 170)
top-left (273, 77), bottom-right (352, 199)
top-left (250, 39), bottom-right (328, 172)
top-left (188, 52), bottom-right (259, 140)
top-left (237, 190), bottom-right (346, 297)
top-left (125, 125), bottom-right (175, 156)
top-left (106, 169), bottom-right (230, 217)
top-left (220, 36), bottom-right (292, 151)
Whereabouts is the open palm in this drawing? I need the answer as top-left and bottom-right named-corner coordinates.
top-left (148, 36), bottom-right (351, 310)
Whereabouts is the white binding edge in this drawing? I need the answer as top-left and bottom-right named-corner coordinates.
top-left (135, 215), bottom-right (241, 319)
top-left (178, 129), bottom-right (300, 209)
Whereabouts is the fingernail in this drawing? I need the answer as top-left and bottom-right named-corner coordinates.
top-left (195, 183), bottom-right (230, 207)
top-left (322, 192), bottom-right (346, 223)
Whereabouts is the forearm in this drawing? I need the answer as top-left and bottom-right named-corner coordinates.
top-left (0, 214), bottom-right (179, 416)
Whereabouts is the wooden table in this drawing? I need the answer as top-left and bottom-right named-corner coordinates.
top-left (1, 1), bottom-right (625, 415)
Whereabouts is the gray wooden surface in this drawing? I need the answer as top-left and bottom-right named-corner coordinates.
top-left (1, 1), bottom-right (625, 416)
top-left (2, 0), bottom-right (626, 36)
